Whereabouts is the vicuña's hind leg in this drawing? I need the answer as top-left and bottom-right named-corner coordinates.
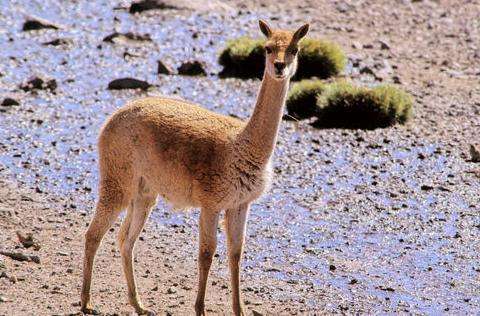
top-left (81, 196), bottom-right (126, 314)
top-left (225, 203), bottom-right (250, 316)
top-left (118, 179), bottom-right (157, 315)
top-left (195, 208), bottom-right (220, 316)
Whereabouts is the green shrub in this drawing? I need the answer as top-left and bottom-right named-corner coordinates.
top-left (314, 82), bottom-right (413, 129)
top-left (219, 37), bottom-right (346, 79)
top-left (219, 37), bottom-right (265, 78)
top-left (296, 38), bottom-right (346, 80)
top-left (286, 80), bottom-right (326, 119)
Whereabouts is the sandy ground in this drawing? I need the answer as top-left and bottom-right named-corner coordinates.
top-left (1, 178), bottom-right (311, 315)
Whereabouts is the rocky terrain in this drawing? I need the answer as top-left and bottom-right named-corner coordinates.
top-left (0, 0), bottom-right (479, 315)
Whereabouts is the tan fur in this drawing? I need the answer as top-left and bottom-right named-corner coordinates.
top-left (81, 20), bottom-right (309, 316)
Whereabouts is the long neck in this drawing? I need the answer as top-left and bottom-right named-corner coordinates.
top-left (236, 72), bottom-right (290, 165)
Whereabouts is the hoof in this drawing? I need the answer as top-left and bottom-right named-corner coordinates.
top-left (137, 308), bottom-right (156, 316)
top-left (195, 302), bottom-right (206, 316)
top-left (81, 305), bottom-right (100, 315)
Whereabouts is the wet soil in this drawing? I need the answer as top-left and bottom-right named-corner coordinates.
top-left (0, 0), bottom-right (479, 315)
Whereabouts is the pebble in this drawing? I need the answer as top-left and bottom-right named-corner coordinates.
top-left (22, 17), bottom-right (60, 31)
top-left (177, 61), bottom-right (207, 76)
top-left (20, 76), bottom-right (57, 92)
top-left (42, 38), bottom-right (73, 46)
top-left (103, 32), bottom-right (152, 44)
top-left (470, 144), bottom-right (480, 162)
top-left (107, 78), bottom-right (151, 90)
top-left (157, 60), bottom-right (174, 75)
top-left (129, 0), bottom-right (177, 14)
top-left (1, 98), bottom-right (19, 107)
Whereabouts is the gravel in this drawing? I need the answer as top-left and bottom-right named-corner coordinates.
top-left (0, 0), bottom-right (479, 314)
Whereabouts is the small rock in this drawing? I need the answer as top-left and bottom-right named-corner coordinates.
top-left (335, 3), bottom-right (351, 13)
top-left (29, 255), bottom-right (41, 264)
top-left (107, 78), bottom-right (151, 90)
top-left (470, 144), bottom-right (480, 162)
top-left (420, 185), bottom-right (434, 191)
top-left (0, 295), bottom-right (7, 303)
top-left (20, 76), bottom-right (57, 92)
top-left (351, 41), bottom-right (362, 49)
top-left (103, 32), bottom-right (152, 44)
top-left (360, 65), bottom-right (375, 76)
top-left (66, 268), bottom-right (74, 274)
top-left (9, 275), bottom-right (17, 283)
top-left (177, 61), bottom-right (206, 76)
top-left (16, 231), bottom-right (40, 250)
top-left (1, 98), bottom-right (19, 107)
top-left (42, 38), bottom-right (72, 46)
top-left (0, 251), bottom-right (40, 263)
top-left (265, 267), bottom-right (281, 272)
top-left (22, 17), bottom-right (60, 31)
top-left (392, 75), bottom-right (402, 84)
top-left (379, 40), bottom-right (391, 50)
top-left (129, 0), bottom-right (177, 13)
top-left (167, 287), bottom-right (176, 294)
top-left (252, 310), bottom-right (264, 316)
top-left (157, 60), bottom-right (173, 75)
top-left (329, 264), bottom-right (336, 271)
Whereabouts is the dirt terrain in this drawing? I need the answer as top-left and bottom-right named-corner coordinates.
top-left (0, 0), bottom-right (479, 315)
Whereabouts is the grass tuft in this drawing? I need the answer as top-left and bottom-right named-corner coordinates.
top-left (286, 80), bottom-right (326, 119)
top-left (296, 38), bottom-right (346, 80)
top-left (219, 37), bottom-right (346, 79)
top-left (315, 81), bottom-right (413, 129)
top-left (219, 37), bottom-right (265, 78)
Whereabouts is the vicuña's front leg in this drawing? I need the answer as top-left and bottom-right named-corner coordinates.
top-left (195, 208), bottom-right (220, 316)
top-left (225, 203), bottom-right (250, 316)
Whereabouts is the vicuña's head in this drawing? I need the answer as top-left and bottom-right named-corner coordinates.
top-left (259, 20), bottom-right (309, 81)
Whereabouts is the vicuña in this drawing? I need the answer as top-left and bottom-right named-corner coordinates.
top-left (81, 19), bottom-right (309, 316)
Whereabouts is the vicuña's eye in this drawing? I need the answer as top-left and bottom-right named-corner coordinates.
top-left (290, 47), bottom-right (299, 55)
top-left (265, 46), bottom-right (272, 54)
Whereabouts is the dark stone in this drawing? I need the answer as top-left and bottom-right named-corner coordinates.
top-left (103, 32), bottom-right (152, 43)
top-left (177, 61), bottom-right (206, 76)
top-left (129, 0), bottom-right (177, 13)
top-left (157, 60), bottom-right (173, 75)
top-left (379, 40), bottom-right (391, 50)
top-left (470, 144), bottom-right (480, 162)
top-left (107, 78), bottom-right (151, 90)
top-left (22, 17), bottom-right (60, 31)
top-left (360, 65), bottom-right (376, 76)
top-left (420, 185), bottom-right (434, 191)
top-left (20, 76), bottom-right (57, 92)
top-left (1, 98), bottom-right (19, 107)
top-left (0, 251), bottom-right (39, 263)
top-left (42, 38), bottom-right (72, 46)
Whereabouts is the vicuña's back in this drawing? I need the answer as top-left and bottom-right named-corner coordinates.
top-left (81, 20), bottom-right (309, 316)
top-left (98, 96), bottom-right (261, 211)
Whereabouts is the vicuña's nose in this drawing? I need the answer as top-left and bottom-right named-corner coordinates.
top-left (274, 61), bottom-right (286, 72)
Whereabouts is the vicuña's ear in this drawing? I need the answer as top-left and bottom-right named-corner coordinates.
top-left (293, 23), bottom-right (309, 42)
top-left (259, 19), bottom-right (272, 38)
